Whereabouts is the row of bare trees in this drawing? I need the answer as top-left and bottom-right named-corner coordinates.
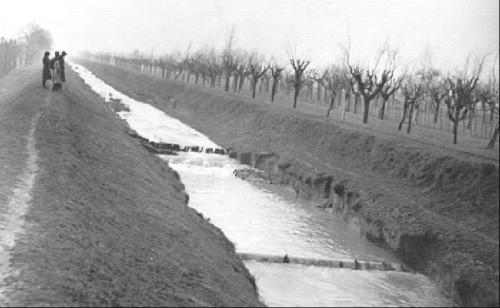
top-left (0, 23), bottom-right (53, 77)
top-left (89, 41), bottom-right (499, 149)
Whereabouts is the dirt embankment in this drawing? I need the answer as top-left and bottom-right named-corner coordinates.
top-left (79, 60), bottom-right (499, 307)
top-left (0, 67), bottom-right (263, 306)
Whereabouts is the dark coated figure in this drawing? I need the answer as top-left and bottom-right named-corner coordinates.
top-left (60, 51), bottom-right (67, 82)
top-left (42, 51), bottom-right (52, 88)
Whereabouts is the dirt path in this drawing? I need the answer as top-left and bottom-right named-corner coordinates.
top-left (0, 111), bottom-right (40, 303)
top-left (0, 67), bottom-right (45, 304)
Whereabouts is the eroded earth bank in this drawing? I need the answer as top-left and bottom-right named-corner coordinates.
top-left (0, 66), bottom-right (262, 306)
top-left (79, 59), bottom-right (499, 307)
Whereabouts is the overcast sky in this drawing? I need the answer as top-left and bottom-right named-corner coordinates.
top-left (1, 0), bottom-right (498, 72)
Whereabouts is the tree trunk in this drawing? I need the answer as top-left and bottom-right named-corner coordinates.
top-left (293, 85), bottom-right (300, 109)
top-left (354, 93), bottom-right (361, 114)
top-left (434, 101), bottom-right (440, 123)
top-left (224, 73), bottom-right (230, 91)
top-left (362, 97), bottom-right (370, 123)
top-left (399, 102), bottom-right (409, 131)
top-left (345, 91), bottom-right (351, 112)
top-left (326, 95), bottom-right (335, 117)
top-left (340, 89), bottom-right (347, 120)
top-left (413, 104), bottom-right (420, 126)
top-left (238, 74), bottom-right (245, 92)
top-left (271, 78), bottom-right (278, 102)
top-left (378, 98), bottom-right (388, 120)
top-left (233, 74), bottom-right (238, 92)
top-left (467, 108), bottom-right (474, 130)
top-left (407, 103), bottom-right (415, 134)
top-left (252, 79), bottom-right (257, 99)
top-left (487, 120), bottom-right (499, 149)
top-left (453, 109), bottom-right (460, 144)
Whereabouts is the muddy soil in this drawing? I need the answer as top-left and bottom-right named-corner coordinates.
top-left (78, 59), bottom-right (499, 307)
top-left (0, 67), bottom-right (263, 306)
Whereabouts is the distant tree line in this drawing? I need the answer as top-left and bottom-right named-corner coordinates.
top-left (88, 35), bottom-right (499, 149)
top-left (0, 23), bottom-right (53, 77)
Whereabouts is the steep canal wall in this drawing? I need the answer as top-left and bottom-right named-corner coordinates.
top-left (79, 60), bottom-right (499, 307)
top-left (1, 66), bottom-right (262, 306)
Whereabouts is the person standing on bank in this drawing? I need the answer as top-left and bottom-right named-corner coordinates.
top-left (42, 51), bottom-right (52, 88)
top-left (50, 51), bottom-right (59, 70)
top-left (52, 54), bottom-right (63, 91)
top-left (59, 51), bottom-right (67, 83)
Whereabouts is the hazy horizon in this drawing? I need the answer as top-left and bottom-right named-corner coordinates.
top-left (1, 0), bottom-right (499, 73)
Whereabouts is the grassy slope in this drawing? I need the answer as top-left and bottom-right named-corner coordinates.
top-left (78, 60), bottom-right (499, 307)
top-left (1, 67), bottom-right (262, 306)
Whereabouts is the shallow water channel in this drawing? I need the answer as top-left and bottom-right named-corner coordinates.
top-left (72, 63), bottom-right (451, 307)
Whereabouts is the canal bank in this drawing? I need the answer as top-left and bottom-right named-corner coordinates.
top-left (72, 62), bottom-right (450, 306)
top-left (0, 66), bottom-right (262, 306)
top-left (78, 59), bottom-right (499, 307)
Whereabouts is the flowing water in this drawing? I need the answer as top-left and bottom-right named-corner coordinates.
top-left (72, 63), bottom-right (451, 307)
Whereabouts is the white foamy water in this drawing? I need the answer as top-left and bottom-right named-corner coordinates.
top-left (73, 63), bottom-right (451, 307)
top-left (71, 63), bottom-right (219, 148)
top-left (165, 152), bottom-right (396, 261)
top-left (245, 261), bottom-right (449, 307)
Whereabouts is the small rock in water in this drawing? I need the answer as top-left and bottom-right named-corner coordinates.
top-left (233, 168), bottom-right (272, 184)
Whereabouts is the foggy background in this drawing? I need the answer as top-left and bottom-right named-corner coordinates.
top-left (1, 0), bottom-right (499, 71)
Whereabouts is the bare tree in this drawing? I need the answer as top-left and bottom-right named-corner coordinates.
top-left (0, 37), bottom-right (22, 75)
top-left (399, 77), bottom-right (425, 133)
top-left (485, 55), bottom-right (499, 149)
top-left (20, 23), bottom-right (53, 65)
top-left (303, 70), bottom-right (317, 102)
top-left (311, 69), bottom-right (327, 102)
top-left (236, 62), bottom-right (249, 92)
top-left (270, 64), bottom-right (284, 102)
top-left (248, 54), bottom-right (268, 99)
top-left (289, 58), bottom-right (311, 109)
top-left (311, 69), bottom-right (328, 104)
top-left (221, 29), bottom-right (238, 92)
top-left (417, 46), bottom-right (441, 123)
top-left (378, 73), bottom-right (402, 119)
top-left (428, 78), bottom-right (448, 123)
top-left (486, 101), bottom-right (499, 149)
top-left (205, 47), bottom-right (221, 87)
top-left (346, 44), bottom-right (398, 123)
top-left (321, 66), bottom-right (349, 117)
top-left (445, 55), bottom-right (486, 144)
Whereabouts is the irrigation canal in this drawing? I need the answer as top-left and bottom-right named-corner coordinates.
top-left (72, 63), bottom-right (451, 307)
